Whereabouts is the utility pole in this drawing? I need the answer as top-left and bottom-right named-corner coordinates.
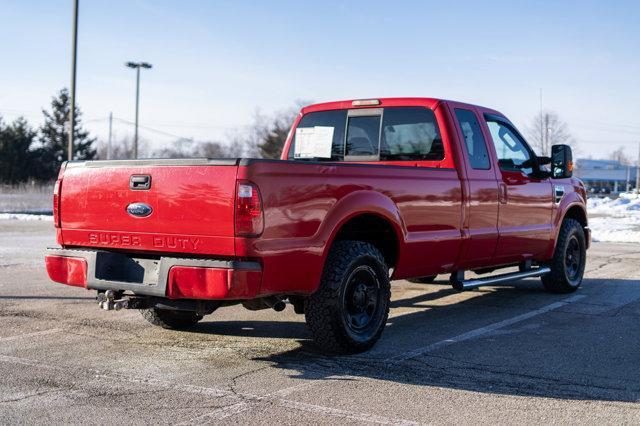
top-left (68, 0), bottom-right (79, 161)
top-left (125, 61), bottom-right (152, 159)
top-left (544, 113), bottom-right (549, 156)
top-left (107, 112), bottom-right (113, 160)
top-left (539, 89), bottom-right (544, 154)
top-left (636, 141), bottom-right (640, 195)
top-left (134, 67), bottom-right (140, 158)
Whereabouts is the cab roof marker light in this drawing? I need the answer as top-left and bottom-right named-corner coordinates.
top-left (352, 99), bottom-right (380, 106)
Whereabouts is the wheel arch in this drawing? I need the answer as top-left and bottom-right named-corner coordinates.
top-left (331, 213), bottom-right (401, 270)
top-left (318, 191), bottom-right (405, 283)
top-left (548, 200), bottom-right (589, 258)
top-left (564, 204), bottom-right (588, 229)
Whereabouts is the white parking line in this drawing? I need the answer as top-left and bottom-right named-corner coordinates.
top-left (0, 328), bottom-right (61, 343)
top-left (0, 355), bottom-right (419, 426)
top-left (168, 294), bottom-right (588, 423)
top-left (103, 373), bottom-right (420, 425)
top-left (270, 377), bottom-right (324, 397)
top-left (276, 399), bottom-right (419, 425)
top-left (0, 295), bottom-right (589, 424)
top-left (175, 401), bottom-right (252, 425)
top-left (387, 294), bottom-right (586, 362)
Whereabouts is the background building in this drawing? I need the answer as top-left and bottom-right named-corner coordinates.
top-left (575, 159), bottom-right (637, 195)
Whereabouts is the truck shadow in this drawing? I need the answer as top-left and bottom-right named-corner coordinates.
top-left (201, 277), bottom-right (640, 403)
top-left (194, 319), bottom-right (309, 339)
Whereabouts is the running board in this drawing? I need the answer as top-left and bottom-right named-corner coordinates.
top-left (451, 267), bottom-right (551, 291)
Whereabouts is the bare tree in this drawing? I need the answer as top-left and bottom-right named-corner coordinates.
top-left (194, 139), bottom-right (246, 158)
top-left (153, 138), bottom-right (198, 158)
top-left (525, 111), bottom-right (574, 156)
top-left (96, 136), bottom-right (149, 160)
top-left (609, 146), bottom-right (631, 165)
top-left (244, 101), bottom-right (308, 159)
top-left (96, 100), bottom-right (308, 161)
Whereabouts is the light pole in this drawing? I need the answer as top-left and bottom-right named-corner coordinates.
top-left (636, 141), bottom-right (640, 195)
top-left (69, 0), bottom-right (79, 161)
top-left (125, 61), bottom-right (152, 159)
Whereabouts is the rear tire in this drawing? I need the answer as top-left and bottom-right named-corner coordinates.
top-left (140, 308), bottom-right (203, 330)
top-left (305, 241), bottom-right (391, 354)
top-left (408, 275), bottom-right (437, 284)
top-left (541, 218), bottom-right (586, 293)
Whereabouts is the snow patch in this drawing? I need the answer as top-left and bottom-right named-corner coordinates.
top-left (587, 193), bottom-right (640, 243)
top-left (0, 213), bottom-right (53, 221)
top-left (588, 193), bottom-right (640, 214)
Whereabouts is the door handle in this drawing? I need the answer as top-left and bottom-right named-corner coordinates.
top-left (554, 185), bottom-right (565, 203)
top-left (130, 174), bottom-right (151, 190)
top-left (498, 182), bottom-right (507, 204)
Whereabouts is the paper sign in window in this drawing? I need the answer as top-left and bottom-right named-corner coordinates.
top-left (294, 126), bottom-right (334, 159)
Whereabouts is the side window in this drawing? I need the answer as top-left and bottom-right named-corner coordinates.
top-left (454, 109), bottom-right (490, 170)
top-left (346, 115), bottom-right (380, 158)
top-left (380, 107), bottom-right (444, 161)
top-left (288, 110), bottom-right (346, 160)
top-left (486, 120), bottom-right (533, 175)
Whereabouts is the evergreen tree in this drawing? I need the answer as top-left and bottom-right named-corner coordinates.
top-left (0, 116), bottom-right (37, 183)
top-left (35, 88), bottom-right (96, 180)
top-left (255, 102), bottom-right (309, 159)
top-left (258, 123), bottom-right (290, 159)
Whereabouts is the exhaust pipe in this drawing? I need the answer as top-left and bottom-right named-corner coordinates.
top-left (264, 298), bottom-right (286, 312)
top-left (242, 296), bottom-right (286, 312)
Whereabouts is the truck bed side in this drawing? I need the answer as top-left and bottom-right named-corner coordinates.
top-left (236, 159), bottom-right (463, 295)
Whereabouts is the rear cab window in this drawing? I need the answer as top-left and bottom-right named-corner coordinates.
top-left (346, 109), bottom-right (382, 160)
top-left (288, 106), bottom-right (446, 165)
top-left (288, 110), bottom-right (346, 160)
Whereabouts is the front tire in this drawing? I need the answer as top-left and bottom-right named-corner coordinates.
top-left (305, 241), bottom-right (391, 354)
top-left (140, 308), bottom-right (203, 330)
top-left (541, 218), bottom-right (586, 293)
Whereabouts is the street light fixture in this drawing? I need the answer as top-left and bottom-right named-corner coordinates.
top-left (125, 61), bottom-right (153, 159)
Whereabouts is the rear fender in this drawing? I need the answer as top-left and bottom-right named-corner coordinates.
top-left (318, 190), bottom-right (405, 276)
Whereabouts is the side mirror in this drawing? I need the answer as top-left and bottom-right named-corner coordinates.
top-left (551, 144), bottom-right (573, 178)
top-left (536, 156), bottom-right (551, 165)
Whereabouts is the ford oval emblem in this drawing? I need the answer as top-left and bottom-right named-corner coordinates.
top-left (126, 202), bottom-right (153, 217)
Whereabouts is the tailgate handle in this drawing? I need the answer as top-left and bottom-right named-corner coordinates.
top-left (130, 175), bottom-right (151, 190)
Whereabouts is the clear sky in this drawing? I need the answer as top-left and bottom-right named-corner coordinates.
top-left (1, 0), bottom-right (639, 158)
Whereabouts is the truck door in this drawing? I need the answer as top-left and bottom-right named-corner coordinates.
top-left (483, 115), bottom-right (553, 263)
top-left (451, 107), bottom-right (500, 269)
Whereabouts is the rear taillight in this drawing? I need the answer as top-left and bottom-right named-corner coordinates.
top-left (235, 181), bottom-right (263, 237)
top-left (53, 179), bottom-right (62, 228)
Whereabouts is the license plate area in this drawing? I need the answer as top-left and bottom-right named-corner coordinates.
top-left (95, 252), bottom-right (159, 285)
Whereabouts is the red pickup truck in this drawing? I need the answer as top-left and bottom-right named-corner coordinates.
top-left (45, 98), bottom-right (589, 353)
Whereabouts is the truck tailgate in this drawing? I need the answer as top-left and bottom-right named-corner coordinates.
top-left (59, 159), bottom-right (239, 256)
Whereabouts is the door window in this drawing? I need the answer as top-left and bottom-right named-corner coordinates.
top-left (486, 120), bottom-right (533, 175)
top-left (454, 109), bottom-right (490, 170)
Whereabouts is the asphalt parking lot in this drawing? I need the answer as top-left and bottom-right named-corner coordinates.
top-left (1, 219), bottom-right (639, 424)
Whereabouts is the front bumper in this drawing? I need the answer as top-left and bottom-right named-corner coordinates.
top-left (44, 248), bottom-right (262, 300)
